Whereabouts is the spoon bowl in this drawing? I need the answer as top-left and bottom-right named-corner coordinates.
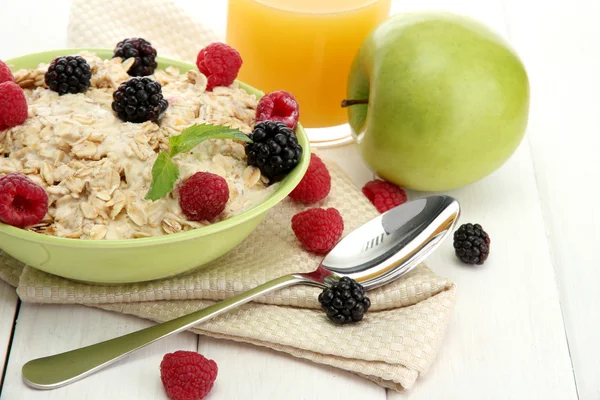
top-left (317, 195), bottom-right (460, 289)
top-left (22, 195), bottom-right (460, 390)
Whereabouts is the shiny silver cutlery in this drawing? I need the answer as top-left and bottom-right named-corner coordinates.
top-left (22, 195), bottom-right (460, 389)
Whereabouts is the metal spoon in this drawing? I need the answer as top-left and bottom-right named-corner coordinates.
top-left (22, 195), bottom-right (460, 390)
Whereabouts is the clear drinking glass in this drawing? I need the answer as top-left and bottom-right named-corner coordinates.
top-left (226, 0), bottom-right (391, 146)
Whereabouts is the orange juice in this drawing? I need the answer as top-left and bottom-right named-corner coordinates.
top-left (226, 0), bottom-right (391, 128)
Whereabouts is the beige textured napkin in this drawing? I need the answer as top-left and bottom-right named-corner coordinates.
top-left (0, 161), bottom-right (456, 391)
top-left (0, 0), bottom-right (457, 391)
top-left (67, 0), bottom-right (220, 63)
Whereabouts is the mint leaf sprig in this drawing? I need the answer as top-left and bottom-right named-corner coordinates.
top-left (144, 152), bottom-right (180, 202)
top-left (144, 123), bottom-right (253, 201)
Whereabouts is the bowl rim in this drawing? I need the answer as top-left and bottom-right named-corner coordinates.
top-left (0, 48), bottom-right (311, 248)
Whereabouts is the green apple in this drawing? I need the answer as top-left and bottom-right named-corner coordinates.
top-left (344, 12), bottom-right (530, 191)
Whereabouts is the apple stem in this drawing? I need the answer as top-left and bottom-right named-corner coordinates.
top-left (341, 99), bottom-right (369, 108)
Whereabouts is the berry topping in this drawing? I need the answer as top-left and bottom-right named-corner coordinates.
top-left (0, 82), bottom-right (28, 130)
top-left (179, 172), bottom-right (229, 221)
top-left (362, 179), bottom-right (407, 213)
top-left (246, 121), bottom-right (302, 183)
top-left (292, 207), bottom-right (344, 254)
top-left (319, 277), bottom-right (371, 325)
top-left (44, 56), bottom-right (92, 96)
top-left (160, 351), bottom-right (218, 400)
top-left (196, 42), bottom-right (242, 91)
top-left (112, 77), bottom-right (168, 123)
top-left (113, 38), bottom-right (158, 77)
top-left (256, 90), bottom-right (300, 130)
top-left (454, 223), bottom-right (491, 265)
top-left (0, 173), bottom-right (48, 228)
top-left (0, 60), bottom-right (14, 84)
top-left (289, 153), bottom-right (330, 204)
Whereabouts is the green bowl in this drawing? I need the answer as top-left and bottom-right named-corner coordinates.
top-left (0, 49), bottom-right (310, 284)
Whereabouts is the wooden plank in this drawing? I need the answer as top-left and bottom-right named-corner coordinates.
top-left (198, 336), bottom-right (386, 400)
top-left (0, 0), bottom-right (582, 399)
top-left (502, 0), bottom-right (600, 398)
top-left (391, 0), bottom-right (509, 35)
top-left (191, 148), bottom-right (383, 399)
top-left (387, 143), bottom-right (577, 399)
top-left (384, 0), bottom-right (577, 398)
top-left (2, 304), bottom-right (197, 399)
top-left (0, 281), bottom-right (18, 386)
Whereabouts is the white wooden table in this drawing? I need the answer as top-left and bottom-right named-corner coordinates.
top-left (0, 0), bottom-right (597, 398)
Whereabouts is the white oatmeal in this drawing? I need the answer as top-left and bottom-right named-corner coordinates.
top-left (0, 52), bottom-right (277, 240)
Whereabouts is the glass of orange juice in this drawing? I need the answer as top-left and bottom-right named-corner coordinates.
top-left (226, 0), bottom-right (391, 145)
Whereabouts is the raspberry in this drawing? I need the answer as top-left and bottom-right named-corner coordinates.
top-left (289, 153), bottom-right (330, 204)
top-left (362, 179), bottom-right (407, 213)
top-left (292, 208), bottom-right (344, 254)
top-left (179, 172), bottom-right (229, 221)
top-left (196, 43), bottom-right (242, 92)
top-left (0, 82), bottom-right (28, 130)
top-left (0, 173), bottom-right (48, 228)
top-left (0, 60), bottom-right (14, 84)
top-left (160, 351), bottom-right (218, 400)
top-left (256, 90), bottom-right (300, 130)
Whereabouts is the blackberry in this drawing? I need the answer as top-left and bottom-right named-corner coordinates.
top-left (44, 56), bottom-right (92, 96)
top-left (245, 121), bottom-right (302, 182)
top-left (113, 38), bottom-right (158, 77)
top-left (112, 77), bottom-right (168, 123)
top-left (453, 223), bottom-right (491, 265)
top-left (318, 277), bottom-right (370, 325)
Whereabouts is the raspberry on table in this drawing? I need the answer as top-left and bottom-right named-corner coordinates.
top-left (319, 277), bottom-right (371, 325)
top-left (292, 207), bottom-right (344, 254)
top-left (256, 90), bottom-right (300, 130)
top-left (179, 172), bottom-right (229, 221)
top-left (0, 82), bottom-right (28, 130)
top-left (0, 173), bottom-right (48, 228)
top-left (196, 42), bottom-right (243, 91)
top-left (289, 153), bottom-right (330, 204)
top-left (113, 38), bottom-right (158, 77)
top-left (362, 179), bottom-right (407, 213)
top-left (245, 121), bottom-right (302, 183)
top-left (453, 223), bottom-right (491, 265)
top-left (44, 56), bottom-right (92, 96)
top-left (160, 350), bottom-right (218, 400)
top-left (0, 60), bottom-right (14, 84)
top-left (112, 77), bottom-right (169, 123)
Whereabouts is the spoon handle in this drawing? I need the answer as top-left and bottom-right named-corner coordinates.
top-left (22, 274), bottom-right (310, 390)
